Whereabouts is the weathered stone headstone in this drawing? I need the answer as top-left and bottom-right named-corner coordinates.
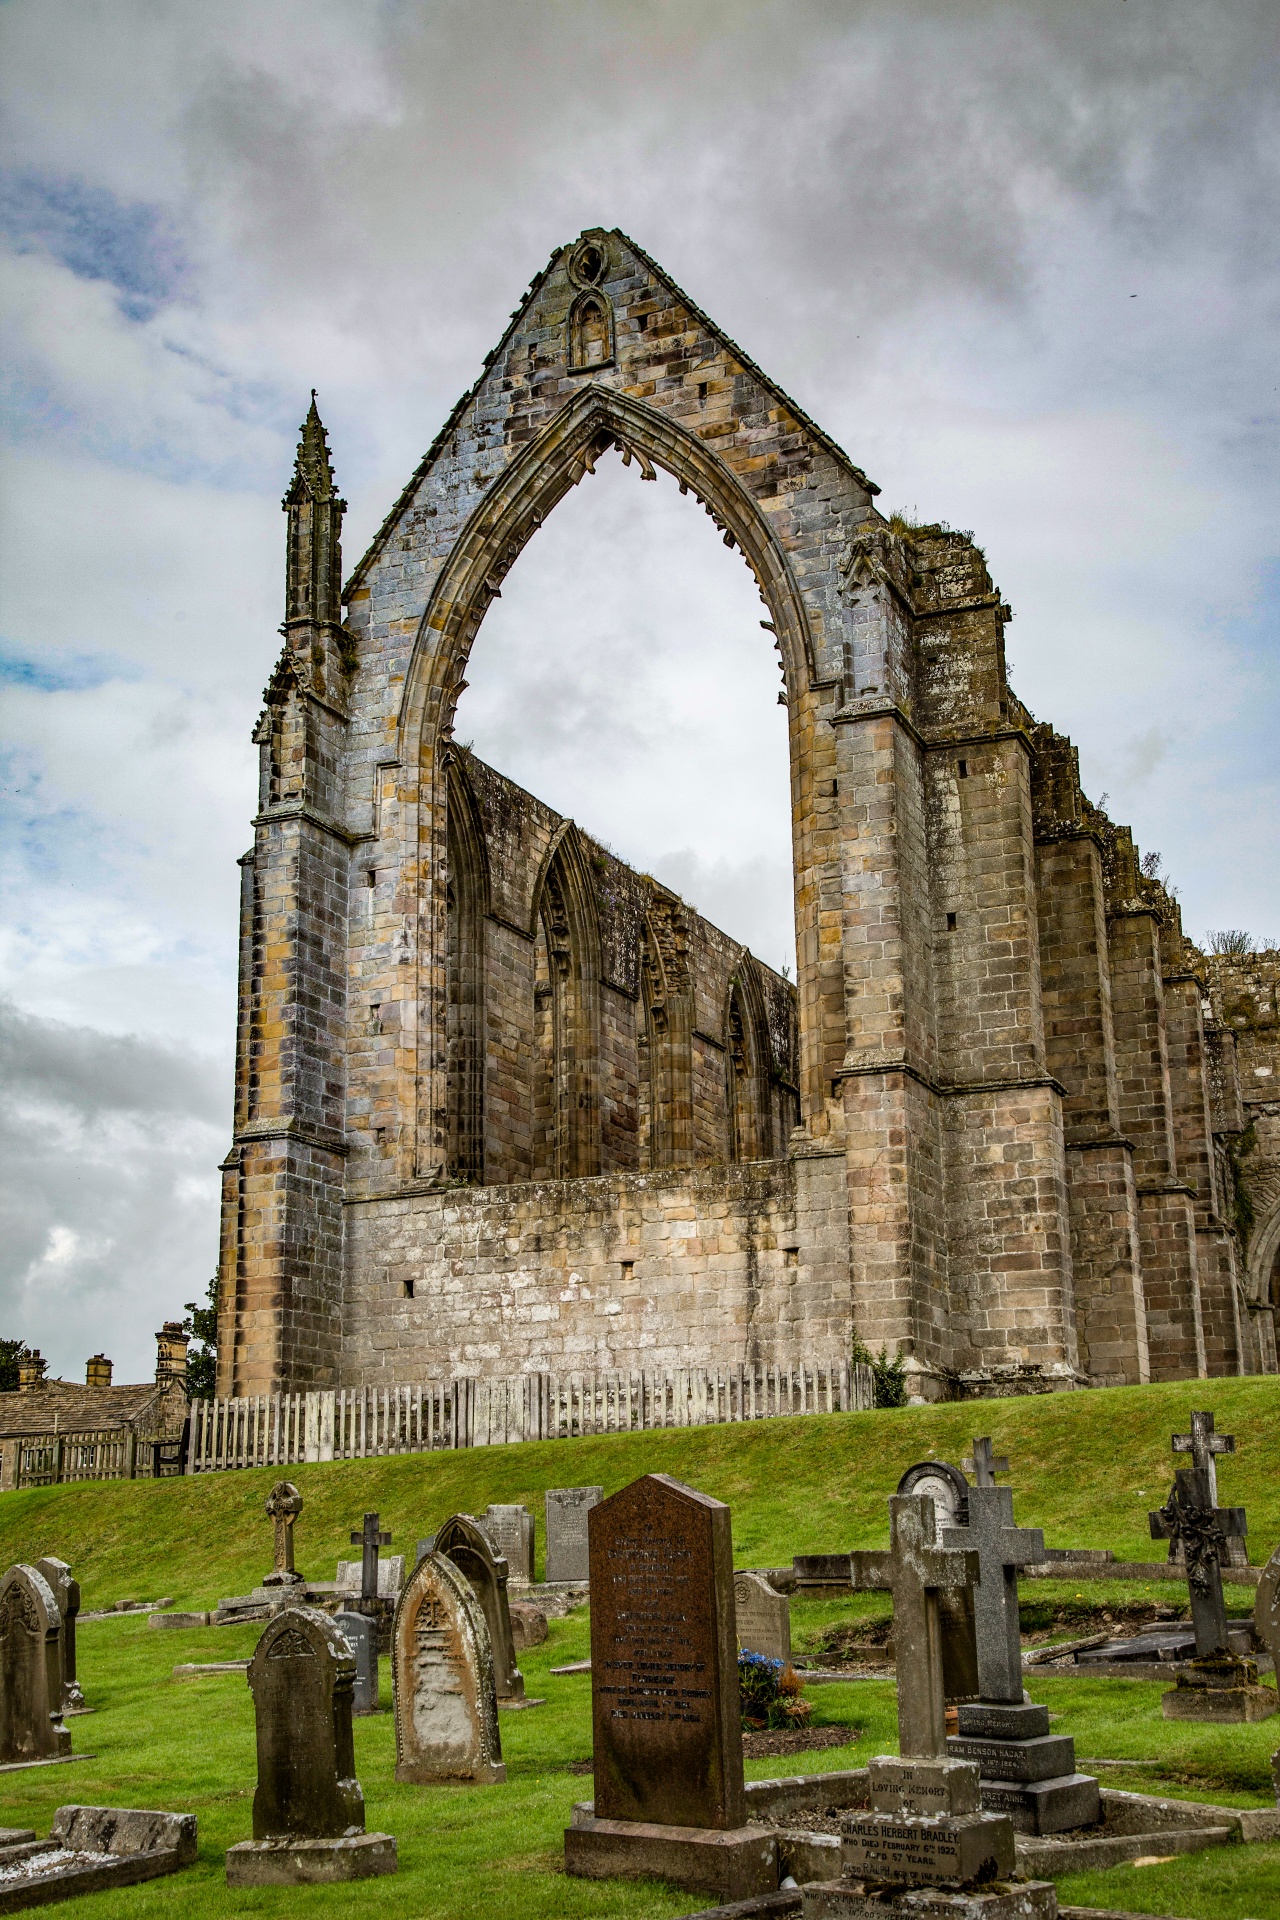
top-left (961, 1438), bottom-right (1009, 1487)
top-left (34, 1557), bottom-right (85, 1714)
top-left (262, 1482), bottom-right (305, 1588)
top-left (391, 1550), bottom-right (505, 1784)
top-left (1170, 1410), bottom-right (1249, 1566)
top-left (565, 1474), bottom-right (778, 1902)
top-left (942, 1454), bottom-right (1100, 1834)
top-left (481, 1505), bottom-right (535, 1583)
top-left (850, 1495), bottom-right (980, 1757)
top-left (334, 1609), bottom-right (379, 1715)
top-left (545, 1486), bottom-right (603, 1584)
top-left (806, 1496), bottom-right (1055, 1920)
top-left (335, 1556), bottom-right (405, 1600)
top-left (734, 1570), bottom-right (791, 1663)
top-left (434, 1513), bottom-right (524, 1702)
top-left (1257, 1542), bottom-right (1280, 1674)
top-left (1150, 1467), bottom-right (1274, 1722)
top-left (894, 1460), bottom-right (978, 1703)
top-left (0, 1565), bottom-right (72, 1765)
top-left (225, 1605), bottom-right (396, 1885)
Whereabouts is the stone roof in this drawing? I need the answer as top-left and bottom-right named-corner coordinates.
top-left (0, 1382), bottom-right (163, 1437)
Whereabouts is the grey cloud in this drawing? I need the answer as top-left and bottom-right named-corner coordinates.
top-left (0, 998), bottom-right (227, 1123)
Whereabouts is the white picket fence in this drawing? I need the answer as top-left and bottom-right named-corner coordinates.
top-left (187, 1359), bottom-right (875, 1473)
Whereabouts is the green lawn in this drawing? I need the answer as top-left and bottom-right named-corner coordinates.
top-left (0, 1377), bottom-right (1276, 1918)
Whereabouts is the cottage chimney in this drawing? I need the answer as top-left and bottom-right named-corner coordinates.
top-left (17, 1351), bottom-right (48, 1392)
top-left (154, 1322), bottom-right (190, 1390)
top-left (86, 1354), bottom-right (113, 1388)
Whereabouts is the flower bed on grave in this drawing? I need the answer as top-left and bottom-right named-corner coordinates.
top-left (738, 1650), bottom-right (811, 1731)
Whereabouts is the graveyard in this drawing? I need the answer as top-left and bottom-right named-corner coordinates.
top-left (0, 1377), bottom-right (1276, 1918)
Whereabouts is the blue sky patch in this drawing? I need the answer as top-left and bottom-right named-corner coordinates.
top-left (0, 643), bottom-right (138, 693)
top-left (0, 171), bottom-right (185, 320)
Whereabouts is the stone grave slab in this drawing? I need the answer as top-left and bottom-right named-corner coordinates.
top-left (334, 1610), bottom-right (379, 1714)
top-left (434, 1513), bottom-right (525, 1702)
top-left (565, 1473), bottom-right (777, 1901)
top-left (225, 1605), bottom-right (395, 1886)
top-left (0, 1567), bottom-right (73, 1768)
top-left (735, 1571), bottom-right (791, 1663)
top-left (0, 1806), bottom-right (196, 1911)
top-left (545, 1487), bottom-right (603, 1583)
top-left (391, 1550), bottom-right (505, 1784)
top-left (481, 1505), bottom-right (535, 1583)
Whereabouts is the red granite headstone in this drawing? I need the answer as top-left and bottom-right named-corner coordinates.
top-left (588, 1473), bottom-right (744, 1831)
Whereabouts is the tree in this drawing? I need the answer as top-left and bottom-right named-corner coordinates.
top-left (181, 1278), bottom-right (218, 1400)
top-left (0, 1340), bottom-right (32, 1393)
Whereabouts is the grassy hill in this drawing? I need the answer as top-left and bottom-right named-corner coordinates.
top-left (1, 1375), bottom-right (1277, 1610)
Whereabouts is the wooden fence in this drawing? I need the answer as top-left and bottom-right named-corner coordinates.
top-left (186, 1359), bottom-right (875, 1474)
top-left (6, 1427), bottom-right (183, 1490)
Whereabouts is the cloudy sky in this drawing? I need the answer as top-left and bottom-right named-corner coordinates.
top-left (1, 0), bottom-right (1276, 1381)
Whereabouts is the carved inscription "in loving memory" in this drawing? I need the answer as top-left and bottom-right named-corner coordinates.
top-left (588, 1474), bottom-right (744, 1831)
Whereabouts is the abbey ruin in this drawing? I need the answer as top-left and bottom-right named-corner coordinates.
top-left (216, 229), bottom-right (1279, 1403)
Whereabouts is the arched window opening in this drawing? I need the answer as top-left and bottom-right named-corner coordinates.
top-left (531, 844), bottom-right (600, 1180)
top-left (445, 764), bottom-right (486, 1183)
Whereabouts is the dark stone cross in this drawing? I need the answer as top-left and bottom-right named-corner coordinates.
top-left (1172, 1410), bottom-right (1234, 1508)
top-left (850, 1494), bottom-right (979, 1757)
top-left (351, 1512), bottom-right (392, 1603)
top-left (962, 1437), bottom-right (1010, 1488)
top-left (263, 1481), bottom-right (304, 1587)
top-left (1149, 1467), bottom-right (1246, 1657)
top-left (943, 1485), bottom-right (1044, 1703)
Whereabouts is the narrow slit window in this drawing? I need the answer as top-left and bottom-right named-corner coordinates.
top-left (958, 759), bottom-right (968, 779)
top-left (947, 912), bottom-right (958, 932)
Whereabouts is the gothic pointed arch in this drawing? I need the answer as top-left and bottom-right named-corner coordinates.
top-left (444, 752), bottom-right (489, 1182)
top-left (529, 826), bottom-right (602, 1179)
top-left (725, 959), bottom-right (773, 1163)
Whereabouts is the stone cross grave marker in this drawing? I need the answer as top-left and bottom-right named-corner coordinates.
top-left (34, 1557), bottom-right (84, 1714)
top-left (1149, 1466), bottom-right (1245, 1657)
top-left (1257, 1542), bottom-right (1280, 1674)
top-left (334, 1609), bottom-right (378, 1715)
top-left (350, 1513), bottom-right (392, 1603)
top-left (392, 1550), bottom-right (505, 1784)
top-left (850, 1495), bottom-right (980, 1757)
top-left (962, 1438), bottom-right (1010, 1488)
top-left (481, 1505), bottom-right (534, 1583)
top-left (0, 1565), bottom-right (72, 1765)
top-left (225, 1604), bottom-right (396, 1885)
top-left (262, 1482), bottom-right (304, 1588)
top-left (1169, 1411), bottom-right (1248, 1567)
top-left (589, 1473), bottom-right (744, 1830)
top-left (434, 1513), bottom-right (524, 1702)
top-left (734, 1571), bottom-right (791, 1663)
top-left (545, 1486), bottom-right (602, 1583)
top-left (942, 1478), bottom-right (1044, 1704)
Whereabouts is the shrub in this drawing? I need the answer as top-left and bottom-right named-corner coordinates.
top-left (852, 1336), bottom-right (909, 1409)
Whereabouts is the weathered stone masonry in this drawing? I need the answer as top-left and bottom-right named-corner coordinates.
top-left (216, 229), bottom-right (1278, 1399)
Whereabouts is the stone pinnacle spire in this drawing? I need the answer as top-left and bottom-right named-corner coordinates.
top-left (289, 389), bottom-right (338, 504)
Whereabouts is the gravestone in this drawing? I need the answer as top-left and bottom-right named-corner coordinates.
top-left (481, 1505), bottom-right (535, 1583)
top-left (334, 1610), bottom-right (379, 1715)
top-left (335, 1556), bottom-right (405, 1600)
top-left (1149, 1468), bottom-right (1274, 1722)
top-left (349, 1512), bottom-right (392, 1599)
top-left (895, 1459), bottom-right (978, 1703)
top-left (391, 1550), bottom-right (505, 1784)
top-left (0, 1565), bottom-right (72, 1765)
top-left (34, 1558), bottom-right (86, 1714)
top-left (941, 1448), bottom-right (1100, 1834)
top-left (434, 1513), bottom-right (525, 1702)
top-left (1257, 1542), bottom-right (1280, 1675)
top-left (545, 1486), bottom-right (603, 1584)
top-left (564, 1473), bottom-right (778, 1902)
top-left (850, 1495), bottom-right (980, 1757)
top-left (805, 1497), bottom-right (1055, 1920)
top-left (734, 1570), bottom-right (791, 1663)
top-left (961, 1438), bottom-right (1009, 1487)
top-left (225, 1605), bottom-right (396, 1885)
top-left (262, 1482), bottom-right (305, 1587)
top-left (1170, 1411), bottom-right (1249, 1567)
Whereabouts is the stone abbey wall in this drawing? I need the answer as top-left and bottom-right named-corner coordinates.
top-left (215, 228), bottom-right (1278, 1399)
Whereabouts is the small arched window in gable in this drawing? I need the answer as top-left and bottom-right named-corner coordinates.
top-left (568, 291), bottom-right (615, 371)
